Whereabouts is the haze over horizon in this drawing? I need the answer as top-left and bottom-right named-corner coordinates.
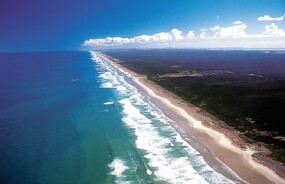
top-left (0, 0), bottom-right (284, 51)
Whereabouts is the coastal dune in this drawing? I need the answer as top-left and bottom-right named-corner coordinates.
top-left (96, 51), bottom-right (285, 184)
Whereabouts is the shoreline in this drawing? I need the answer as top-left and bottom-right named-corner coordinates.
top-left (97, 51), bottom-right (285, 184)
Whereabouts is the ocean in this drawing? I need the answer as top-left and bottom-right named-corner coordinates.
top-left (0, 51), bottom-right (236, 184)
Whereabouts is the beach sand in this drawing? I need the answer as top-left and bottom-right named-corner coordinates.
top-left (98, 52), bottom-right (285, 184)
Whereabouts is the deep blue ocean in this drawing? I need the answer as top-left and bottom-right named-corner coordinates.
top-left (0, 51), bottom-right (237, 184)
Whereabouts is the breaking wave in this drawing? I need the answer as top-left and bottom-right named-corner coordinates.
top-left (92, 52), bottom-right (235, 184)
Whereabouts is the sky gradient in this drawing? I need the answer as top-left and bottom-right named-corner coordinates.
top-left (0, 0), bottom-right (284, 51)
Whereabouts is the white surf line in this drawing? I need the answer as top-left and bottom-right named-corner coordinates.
top-left (104, 101), bottom-right (114, 105)
top-left (108, 158), bottom-right (130, 184)
top-left (95, 52), bottom-right (237, 183)
top-left (96, 51), bottom-right (285, 184)
top-left (94, 52), bottom-right (235, 183)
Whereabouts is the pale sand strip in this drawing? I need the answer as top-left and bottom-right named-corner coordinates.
top-left (97, 51), bottom-right (285, 184)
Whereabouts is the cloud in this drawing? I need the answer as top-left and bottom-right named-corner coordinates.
top-left (83, 37), bottom-right (131, 46)
top-left (83, 22), bottom-right (285, 49)
top-left (170, 29), bottom-right (183, 40)
top-left (83, 29), bottom-right (183, 46)
top-left (257, 15), bottom-right (284, 21)
top-left (200, 28), bottom-right (208, 32)
top-left (149, 32), bottom-right (172, 42)
top-left (263, 23), bottom-right (285, 36)
top-left (232, 21), bottom-right (243, 25)
top-left (210, 26), bottom-right (220, 32)
top-left (131, 35), bottom-right (153, 43)
top-left (186, 30), bottom-right (195, 38)
top-left (210, 23), bottom-right (247, 38)
top-left (199, 32), bottom-right (207, 38)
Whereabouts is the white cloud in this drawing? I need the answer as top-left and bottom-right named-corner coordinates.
top-left (83, 29), bottom-right (183, 46)
top-left (170, 29), bottom-right (183, 40)
top-left (150, 32), bottom-right (172, 42)
top-left (263, 23), bottom-right (285, 36)
top-left (83, 37), bottom-right (131, 46)
top-left (200, 32), bottom-right (207, 38)
top-left (210, 26), bottom-right (220, 32)
top-left (186, 30), bottom-right (195, 38)
top-left (232, 21), bottom-right (243, 25)
top-left (210, 23), bottom-right (247, 38)
top-left (200, 28), bottom-right (208, 32)
top-left (131, 35), bottom-right (153, 43)
top-left (257, 15), bottom-right (284, 21)
top-left (83, 22), bottom-right (285, 49)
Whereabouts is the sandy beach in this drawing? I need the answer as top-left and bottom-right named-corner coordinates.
top-left (98, 52), bottom-right (285, 184)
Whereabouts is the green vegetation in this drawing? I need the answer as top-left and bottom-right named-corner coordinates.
top-left (150, 75), bottom-right (285, 162)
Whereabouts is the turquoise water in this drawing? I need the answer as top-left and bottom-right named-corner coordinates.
top-left (0, 51), bottom-right (236, 183)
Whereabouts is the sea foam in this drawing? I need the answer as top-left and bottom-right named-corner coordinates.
top-left (92, 52), bottom-right (235, 184)
top-left (109, 158), bottom-right (131, 184)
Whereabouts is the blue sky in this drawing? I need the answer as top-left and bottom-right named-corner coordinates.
top-left (0, 0), bottom-right (284, 51)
